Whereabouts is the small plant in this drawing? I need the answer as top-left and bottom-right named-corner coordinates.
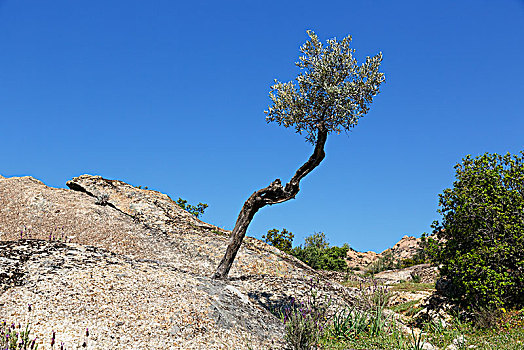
top-left (0, 321), bottom-right (36, 350)
top-left (94, 193), bottom-right (109, 206)
top-left (356, 278), bottom-right (392, 311)
top-left (262, 228), bottom-right (294, 254)
top-left (176, 198), bottom-right (208, 218)
top-left (276, 278), bottom-right (331, 350)
top-left (410, 328), bottom-right (426, 350)
top-left (471, 305), bottom-right (503, 329)
top-left (331, 307), bottom-right (369, 339)
top-left (410, 272), bottom-right (422, 283)
top-left (290, 232), bottom-right (350, 272)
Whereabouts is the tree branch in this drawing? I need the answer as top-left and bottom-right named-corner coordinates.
top-left (213, 125), bottom-right (328, 279)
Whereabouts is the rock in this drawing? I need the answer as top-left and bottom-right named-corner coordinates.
top-left (446, 335), bottom-right (466, 350)
top-left (373, 264), bottom-right (438, 284)
top-left (0, 240), bottom-right (285, 349)
top-left (346, 234), bottom-right (437, 276)
top-left (345, 248), bottom-right (379, 270)
top-left (422, 342), bottom-right (438, 350)
top-left (66, 174), bottom-right (224, 234)
top-left (0, 174), bottom-right (356, 349)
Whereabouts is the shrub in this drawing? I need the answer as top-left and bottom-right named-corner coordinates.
top-left (431, 152), bottom-right (524, 309)
top-left (94, 193), bottom-right (109, 206)
top-left (291, 232), bottom-right (349, 271)
top-left (0, 321), bottom-right (35, 350)
top-left (262, 228), bottom-right (294, 254)
top-left (176, 198), bottom-right (208, 218)
top-left (365, 250), bottom-right (396, 275)
top-left (330, 278), bottom-right (392, 340)
top-left (277, 278), bottom-right (331, 350)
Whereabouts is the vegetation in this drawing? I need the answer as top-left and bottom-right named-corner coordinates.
top-left (430, 152), bottom-right (524, 309)
top-left (262, 229), bottom-right (350, 272)
top-left (0, 304), bottom-right (89, 350)
top-left (0, 320), bottom-right (36, 350)
top-left (291, 232), bottom-right (350, 272)
top-left (275, 278), bottom-right (331, 350)
top-left (366, 250), bottom-right (396, 275)
top-left (262, 228), bottom-right (294, 254)
top-left (213, 30), bottom-right (385, 279)
top-left (175, 198), bottom-right (208, 218)
top-left (390, 281), bottom-right (434, 292)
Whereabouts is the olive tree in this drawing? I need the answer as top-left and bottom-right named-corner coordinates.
top-left (213, 30), bottom-right (385, 279)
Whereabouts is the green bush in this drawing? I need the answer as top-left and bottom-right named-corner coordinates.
top-left (262, 228), bottom-right (294, 254)
top-left (176, 198), bottom-right (208, 218)
top-left (291, 232), bottom-right (349, 271)
top-left (276, 278), bottom-right (331, 350)
top-left (431, 152), bottom-right (524, 309)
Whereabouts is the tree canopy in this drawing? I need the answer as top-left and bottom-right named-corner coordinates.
top-left (431, 152), bottom-right (524, 308)
top-left (213, 31), bottom-right (384, 279)
top-left (266, 30), bottom-right (384, 144)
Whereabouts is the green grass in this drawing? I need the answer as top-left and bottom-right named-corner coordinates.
top-left (287, 277), bottom-right (524, 350)
top-left (390, 281), bottom-right (435, 292)
top-left (390, 300), bottom-right (419, 314)
top-left (319, 311), bottom-right (524, 350)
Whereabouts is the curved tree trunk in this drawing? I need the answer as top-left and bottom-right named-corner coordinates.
top-left (213, 126), bottom-right (328, 279)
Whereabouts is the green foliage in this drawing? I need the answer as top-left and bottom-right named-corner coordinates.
top-left (431, 152), bottom-right (524, 309)
top-left (291, 232), bottom-right (349, 271)
top-left (265, 30), bottom-right (385, 144)
top-left (262, 228), bottom-right (294, 254)
top-left (276, 278), bottom-right (331, 350)
top-left (176, 198), bottom-right (208, 218)
top-left (0, 321), bottom-right (35, 350)
top-left (366, 250), bottom-right (396, 275)
top-left (398, 234), bottom-right (433, 269)
top-left (329, 278), bottom-right (396, 345)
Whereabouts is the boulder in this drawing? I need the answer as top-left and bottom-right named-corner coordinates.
top-left (0, 174), bottom-right (356, 349)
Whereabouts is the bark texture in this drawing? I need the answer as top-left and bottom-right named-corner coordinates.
top-left (213, 125), bottom-right (328, 279)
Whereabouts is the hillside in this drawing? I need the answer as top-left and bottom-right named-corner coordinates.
top-left (0, 174), bottom-right (355, 349)
top-left (346, 235), bottom-right (427, 273)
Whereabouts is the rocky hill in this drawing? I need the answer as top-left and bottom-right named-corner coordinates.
top-left (0, 174), bottom-right (355, 349)
top-left (346, 235), bottom-right (426, 273)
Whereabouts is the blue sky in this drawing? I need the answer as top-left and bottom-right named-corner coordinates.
top-left (1, 1), bottom-right (523, 252)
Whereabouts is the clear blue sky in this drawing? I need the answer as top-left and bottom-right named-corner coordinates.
top-left (1, 1), bottom-right (523, 252)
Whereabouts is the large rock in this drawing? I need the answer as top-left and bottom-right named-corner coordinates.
top-left (0, 240), bottom-right (284, 349)
top-left (0, 174), bottom-right (356, 349)
top-left (346, 235), bottom-right (431, 273)
top-left (65, 174), bottom-right (220, 234)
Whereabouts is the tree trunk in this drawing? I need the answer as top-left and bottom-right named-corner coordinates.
top-left (213, 125), bottom-right (328, 279)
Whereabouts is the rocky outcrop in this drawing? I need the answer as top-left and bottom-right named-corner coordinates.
top-left (386, 235), bottom-right (423, 261)
top-left (346, 235), bottom-right (427, 272)
top-left (0, 240), bottom-right (284, 349)
top-left (65, 175), bottom-right (223, 235)
top-left (0, 174), bottom-right (355, 349)
top-left (374, 264), bottom-right (438, 284)
top-left (345, 248), bottom-right (380, 271)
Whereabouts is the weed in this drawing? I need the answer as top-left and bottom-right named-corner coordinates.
top-left (390, 300), bottom-right (419, 314)
top-left (94, 193), bottom-right (109, 206)
top-left (471, 305), bottom-right (503, 329)
top-left (276, 278), bottom-right (331, 350)
top-left (390, 282), bottom-right (434, 292)
top-left (356, 278), bottom-right (392, 311)
top-left (410, 273), bottom-right (421, 283)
